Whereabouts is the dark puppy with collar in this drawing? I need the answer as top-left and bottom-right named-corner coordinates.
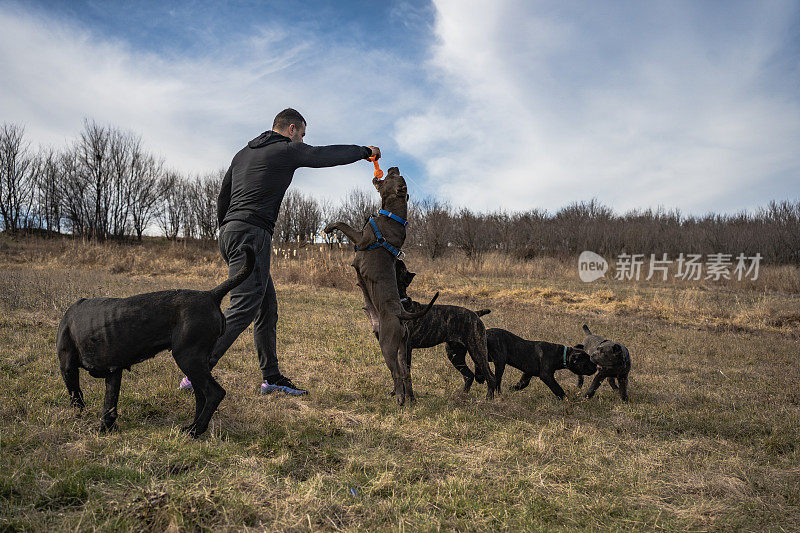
top-left (57, 245), bottom-right (255, 437)
top-left (474, 328), bottom-right (596, 399)
top-left (576, 324), bottom-right (631, 401)
top-left (395, 260), bottom-right (495, 397)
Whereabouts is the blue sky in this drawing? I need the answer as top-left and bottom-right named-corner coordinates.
top-left (1, 0), bottom-right (798, 214)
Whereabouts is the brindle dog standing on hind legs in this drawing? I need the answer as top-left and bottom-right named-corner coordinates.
top-left (324, 167), bottom-right (445, 405)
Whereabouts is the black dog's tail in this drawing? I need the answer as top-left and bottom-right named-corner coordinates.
top-left (474, 309), bottom-right (491, 317)
top-left (398, 292), bottom-right (439, 321)
top-left (211, 245), bottom-right (255, 303)
top-left (582, 324), bottom-right (592, 335)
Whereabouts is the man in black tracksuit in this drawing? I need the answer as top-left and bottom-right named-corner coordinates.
top-left (179, 108), bottom-right (379, 395)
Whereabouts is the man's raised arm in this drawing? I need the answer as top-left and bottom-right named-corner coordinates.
top-left (289, 143), bottom-right (379, 169)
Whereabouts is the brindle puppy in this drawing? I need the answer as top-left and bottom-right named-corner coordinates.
top-left (395, 259), bottom-right (495, 397)
top-left (576, 324), bottom-right (631, 401)
top-left (324, 167), bottom-right (438, 405)
top-left (476, 328), bottom-right (597, 399)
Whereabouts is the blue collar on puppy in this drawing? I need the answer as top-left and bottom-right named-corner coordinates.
top-left (562, 345), bottom-right (568, 368)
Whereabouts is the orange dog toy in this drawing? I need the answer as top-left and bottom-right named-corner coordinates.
top-left (368, 155), bottom-right (383, 179)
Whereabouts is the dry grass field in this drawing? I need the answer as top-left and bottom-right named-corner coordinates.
top-left (1, 234), bottom-right (799, 531)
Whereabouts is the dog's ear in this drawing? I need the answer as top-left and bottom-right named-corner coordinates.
top-left (408, 272), bottom-right (416, 280)
top-left (612, 343), bottom-right (622, 353)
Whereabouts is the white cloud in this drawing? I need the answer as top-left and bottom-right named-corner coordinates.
top-left (394, 0), bottom-right (800, 214)
top-left (0, 4), bottom-right (421, 201)
top-left (3, 2), bottom-right (798, 216)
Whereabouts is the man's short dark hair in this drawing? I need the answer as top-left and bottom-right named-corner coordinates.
top-left (273, 108), bottom-right (307, 130)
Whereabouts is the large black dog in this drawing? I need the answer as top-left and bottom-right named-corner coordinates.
top-left (57, 245), bottom-right (255, 437)
top-left (395, 259), bottom-right (496, 398)
top-left (576, 324), bottom-right (631, 401)
top-left (449, 328), bottom-right (596, 399)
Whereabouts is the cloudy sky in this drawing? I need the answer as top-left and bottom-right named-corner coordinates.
top-left (1, 0), bottom-right (798, 214)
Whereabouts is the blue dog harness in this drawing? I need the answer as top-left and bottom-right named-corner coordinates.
top-left (354, 209), bottom-right (407, 258)
top-left (377, 209), bottom-right (407, 227)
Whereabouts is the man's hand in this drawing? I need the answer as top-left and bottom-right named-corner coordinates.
top-left (367, 146), bottom-right (381, 160)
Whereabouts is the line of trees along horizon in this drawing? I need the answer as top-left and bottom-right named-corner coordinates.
top-left (1, 120), bottom-right (799, 263)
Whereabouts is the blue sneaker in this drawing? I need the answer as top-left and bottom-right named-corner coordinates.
top-left (179, 376), bottom-right (193, 391)
top-left (260, 375), bottom-right (308, 396)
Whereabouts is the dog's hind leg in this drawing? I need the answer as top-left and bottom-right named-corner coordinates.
top-left (445, 342), bottom-right (475, 393)
top-left (189, 381), bottom-right (207, 428)
top-left (377, 316), bottom-right (406, 405)
top-left (100, 370), bottom-right (122, 432)
top-left (396, 339), bottom-right (414, 404)
top-left (57, 323), bottom-right (84, 409)
top-left (191, 374), bottom-right (225, 437)
top-left (174, 347), bottom-right (225, 437)
top-left (608, 377), bottom-right (618, 390)
top-left (466, 329), bottom-right (495, 400)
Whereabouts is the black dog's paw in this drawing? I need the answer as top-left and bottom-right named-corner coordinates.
top-left (98, 421), bottom-right (116, 434)
top-left (182, 423), bottom-right (207, 438)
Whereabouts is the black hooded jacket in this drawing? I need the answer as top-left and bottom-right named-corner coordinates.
top-left (217, 130), bottom-right (372, 234)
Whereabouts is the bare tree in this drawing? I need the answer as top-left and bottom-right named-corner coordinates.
top-left (32, 147), bottom-right (63, 233)
top-left (188, 171), bottom-right (222, 242)
top-left (57, 147), bottom-right (89, 236)
top-left (0, 123), bottom-right (35, 233)
top-left (454, 207), bottom-right (494, 261)
top-left (158, 171), bottom-right (188, 240)
top-left (75, 119), bottom-right (111, 240)
top-left (274, 189), bottom-right (324, 243)
top-left (107, 129), bottom-right (141, 238)
top-left (412, 197), bottom-right (452, 259)
top-left (129, 155), bottom-right (165, 241)
top-left (326, 188), bottom-right (379, 244)
top-left (319, 198), bottom-right (339, 245)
